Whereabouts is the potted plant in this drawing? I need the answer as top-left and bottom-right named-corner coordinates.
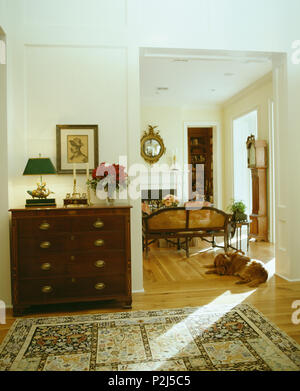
top-left (227, 199), bottom-right (247, 222)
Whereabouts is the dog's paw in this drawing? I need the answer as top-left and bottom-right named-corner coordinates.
top-left (235, 280), bottom-right (249, 285)
top-left (205, 270), bottom-right (217, 274)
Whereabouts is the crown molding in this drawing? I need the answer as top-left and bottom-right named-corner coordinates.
top-left (222, 71), bottom-right (273, 109)
top-left (141, 102), bottom-right (222, 111)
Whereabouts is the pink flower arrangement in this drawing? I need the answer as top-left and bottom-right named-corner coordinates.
top-left (162, 194), bottom-right (179, 207)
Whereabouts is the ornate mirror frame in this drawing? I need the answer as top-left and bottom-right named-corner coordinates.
top-left (140, 125), bottom-right (166, 165)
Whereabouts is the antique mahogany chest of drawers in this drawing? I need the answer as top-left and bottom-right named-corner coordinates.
top-left (9, 206), bottom-right (132, 315)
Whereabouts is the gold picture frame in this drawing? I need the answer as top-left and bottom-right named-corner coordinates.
top-left (140, 125), bottom-right (166, 165)
top-left (56, 125), bottom-right (99, 174)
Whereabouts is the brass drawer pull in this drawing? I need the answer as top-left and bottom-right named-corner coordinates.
top-left (39, 221), bottom-right (50, 230)
top-left (40, 262), bottom-right (51, 271)
top-left (70, 255), bottom-right (75, 261)
top-left (40, 241), bottom-right (51, 249)
top-left (94, 239), bottom-right (104, 247)
top-left (93, 219), bottom-right (104, 229)
top-left (94, 260), bottom-right (105, 268)
top-left (41, 285), bottom-right (53, 293)
top-left (95, 282), bottom-right (105, 290)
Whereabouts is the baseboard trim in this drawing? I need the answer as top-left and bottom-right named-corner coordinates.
top-left (275, 272), bottom-right (300, 282)
top-left (132, 289), bottom-right (145, 293)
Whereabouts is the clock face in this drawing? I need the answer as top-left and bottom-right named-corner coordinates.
top-left (248, 144), bottom-right (256, 167)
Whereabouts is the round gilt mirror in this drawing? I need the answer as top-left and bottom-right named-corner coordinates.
top-left (140, 125), bottom-right (166, 164)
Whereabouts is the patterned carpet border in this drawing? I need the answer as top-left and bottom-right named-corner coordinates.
top-left (1, 303), bottom-right (300, 371)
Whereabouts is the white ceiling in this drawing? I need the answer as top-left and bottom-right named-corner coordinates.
top-left (140, 48), bottom-right (273, 107)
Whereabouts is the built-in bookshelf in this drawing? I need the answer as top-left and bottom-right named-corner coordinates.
top-left (187, 127), bottom-right (213, 202)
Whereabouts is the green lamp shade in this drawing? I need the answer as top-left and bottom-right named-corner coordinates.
top-left (23, 158), bottom-right (56, 175)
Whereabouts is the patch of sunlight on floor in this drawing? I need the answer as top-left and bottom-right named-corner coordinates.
top-left (153, 288), bottom-right (256, 370)
top-left (189, 247), bottom-right (216, 257)
top-left (263, 257), bottom-right (275, 280)
top-left (206, 289), bottom-right (256, 309)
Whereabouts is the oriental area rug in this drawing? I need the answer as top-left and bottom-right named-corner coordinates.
top-left (0, 304), bottom-right (300, 371)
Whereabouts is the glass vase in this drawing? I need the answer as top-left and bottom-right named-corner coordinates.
top-left (106, 196), bottom-right (115, 205)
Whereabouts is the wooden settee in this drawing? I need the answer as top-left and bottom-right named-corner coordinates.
top-left (142, 206), bottom-right (233, 257)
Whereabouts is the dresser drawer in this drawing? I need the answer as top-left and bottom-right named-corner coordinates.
top-left (18, 254), bottom-right (68, 278)
top-left (18, 250), bottom-right (127, 278)
top-left (18, 275), bottom-right (126, 304)
top-left (18, 277), bottom-right (69, 304)
top-left (18, 231), bottom-right (125, 256)
top-left (67, 250), bottom-right (126, 276)
top-left (67, 275), bottom-right (126, 298)
top-left (71, 215), bottom-right (125, 232)
top-left (18, 217), bottom-right (71, 236)
top-left (67, 231), bottom-right (125, 251)
top-left (18, 234), bottom-right (67, 256)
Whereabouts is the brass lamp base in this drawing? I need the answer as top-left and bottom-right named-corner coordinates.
top-left (25, 199), bottom-right (56, 208)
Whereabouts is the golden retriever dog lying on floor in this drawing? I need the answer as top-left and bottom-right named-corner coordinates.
top-left (205, 251), bottom-right (268, 287)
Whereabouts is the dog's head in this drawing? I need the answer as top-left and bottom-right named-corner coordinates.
top-left (214, 254), bottom-right (231, 275)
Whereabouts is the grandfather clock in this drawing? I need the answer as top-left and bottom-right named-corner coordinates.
top-left (246, 135), bottom-right (268, 241)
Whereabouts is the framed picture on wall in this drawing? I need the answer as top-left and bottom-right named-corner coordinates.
top-left (56, 125), bottom-right (99, 174)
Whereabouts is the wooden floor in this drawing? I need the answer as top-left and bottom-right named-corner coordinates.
top-left (1, 237), bottom-right (300, 346)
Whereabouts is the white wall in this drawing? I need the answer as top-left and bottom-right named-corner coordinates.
top-left (11, 45), bottom-right (128, 207)
top-left (0, 0), bottom-right (143, 306)
top-left (1, 0), bottom-right (300, 307)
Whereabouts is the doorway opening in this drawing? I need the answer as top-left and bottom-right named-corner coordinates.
top-left (187, 127), bottom-right (213, 202)
top-left (139, 46), bottom-right (277, 296)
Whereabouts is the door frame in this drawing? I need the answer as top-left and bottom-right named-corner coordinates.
top-left (183, 121), bottom-right (222, 209)
top-left (268, 98), bottom-right (275, 243)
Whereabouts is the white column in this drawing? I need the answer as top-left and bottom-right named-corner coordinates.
top-left (0, 29), bottom-right (10, 306)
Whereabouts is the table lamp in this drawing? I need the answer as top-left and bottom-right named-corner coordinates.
top-left (23, 154), bottom-right (57, 207)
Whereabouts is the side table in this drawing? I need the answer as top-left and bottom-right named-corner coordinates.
top-left (232, 220), bottom-right (251, 253)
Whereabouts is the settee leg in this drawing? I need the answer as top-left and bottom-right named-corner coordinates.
top-left (224, 237), bottom-right (228, 253)
top-left (212, 236), bottom-right (216, 247)
top-left (144, 236), bottom-right (149, 257)
top-left (185, 238), bottom-right (190, 258)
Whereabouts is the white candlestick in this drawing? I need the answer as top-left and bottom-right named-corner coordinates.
top-left (86, 163), bottom-right (89, 180)
top-left (73, 163), bottom-right (76, 180)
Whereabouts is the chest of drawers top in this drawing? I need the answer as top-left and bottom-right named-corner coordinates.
top-left (10, 206), bottom-right (132, 234)
top-left (10, 205), bottom-right (132, 216)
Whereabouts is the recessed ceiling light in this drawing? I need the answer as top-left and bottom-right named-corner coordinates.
top-left (224, 72), bottom-right (235, 76)
top-left (211, 89), bottom-right (216, 92)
